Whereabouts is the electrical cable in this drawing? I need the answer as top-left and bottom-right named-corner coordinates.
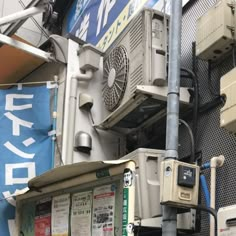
top-left (88, 110), bottom-right (106, 154)
top-left (180, 68), bottom-right (199, 162)
top-left (208, 61), bottom-right (220, 97)
top-left (49, 37), bottom-right (67, 62)
top-left (233, 44), bottom-right (236, 67)
top-left (192, 205), bottom-right (217, 236)
top-left (55, 137), bottom-right (64, 166)
top-left (183, 95), bottom-right (224, 120)
top-left (87, 110), bottom-right (123, 160)
top-left (89, 110), bottom-right (100, 138)
top-left (89, 109), bottom-right (95, 126)
top-left (179, 119), bottom-right (195, 163)
top-left (141, 95), bottom-right (223, 150)
top-left (192, 42), bottom-right (197, 75)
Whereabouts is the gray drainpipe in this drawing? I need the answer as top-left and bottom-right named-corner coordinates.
top-left (162, 0), bottom-right (183, 235)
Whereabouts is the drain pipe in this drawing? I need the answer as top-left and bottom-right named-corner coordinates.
top-left (210, 155), bottom-right (225, 236)
top-left (64, 44), bottom-right (103, 165)
top-left (65, 70), bottom-right (93, 165)
top-left (162, 0), bottom-right (183, 235)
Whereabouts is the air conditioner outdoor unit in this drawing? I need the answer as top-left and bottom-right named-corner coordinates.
top-left (97, 8), bottom-right (190, 130)
top-left (120, 148), bottom-right (165, 219)
top-left (120, 148), bottom-right (197, 231)
top-left (196, 0), bottom-right (236, 61)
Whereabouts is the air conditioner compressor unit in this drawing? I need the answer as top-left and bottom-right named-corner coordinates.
top-left (97, 8), bottom-right (190, 130)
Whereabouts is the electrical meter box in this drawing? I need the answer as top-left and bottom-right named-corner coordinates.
top-left (196, 0), bottom-right (235, 61)
top-left (120, 148), bottom-right (165, 219)
top-left (218, 205), bottom-right (236, 235)
top-left (221, 67), bottom-right (236, 133)
top-left (160, 160), bottom-right (200, 208)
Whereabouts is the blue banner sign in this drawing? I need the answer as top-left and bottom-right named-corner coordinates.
top-left (66, 0), bottom-right (159, 51)
top-left (0, 85), bottom-right (52, 236)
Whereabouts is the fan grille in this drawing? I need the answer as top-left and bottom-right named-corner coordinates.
top-left (102, 45), bottom-right (129, 112)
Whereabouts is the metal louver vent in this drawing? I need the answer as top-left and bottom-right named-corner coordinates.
top-left (102, 45), bottom-right (129, 112)
top-left (130, 65), bottom-right (143, 94)
top-left (130, 13), bottom-right (143, 52)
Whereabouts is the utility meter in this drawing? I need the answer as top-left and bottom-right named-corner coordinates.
top-left (160, 160), bottom-right (200, 208)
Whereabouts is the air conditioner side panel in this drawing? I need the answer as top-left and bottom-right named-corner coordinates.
top-left (64, 40), bottom-right (126, 163)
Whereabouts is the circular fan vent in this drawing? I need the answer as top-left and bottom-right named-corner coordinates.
top-left (102, 45), bottom-right (129, 112)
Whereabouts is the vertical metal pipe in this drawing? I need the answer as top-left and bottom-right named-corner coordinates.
top-left (162, 0), bottom-right (183, 235)
top-left (165, 0), bottom-right (183, 159)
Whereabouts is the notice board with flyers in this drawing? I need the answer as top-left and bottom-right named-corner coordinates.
top-left (16, 160), bottom-right (135, 236)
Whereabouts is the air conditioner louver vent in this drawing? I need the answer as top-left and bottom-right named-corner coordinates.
top-left (130, 65), bottom-right (143, 94)
top-left (130, 14), bottom-right (143, 52)
top-left (102, 46), bottom-right (129, 112)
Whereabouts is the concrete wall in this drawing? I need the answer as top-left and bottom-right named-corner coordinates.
top-left (0, 0), bottom-right (47, 46)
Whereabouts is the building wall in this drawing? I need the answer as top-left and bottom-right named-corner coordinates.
top-left (0, 0), bottom-right (47, 46)
top-left (180, 0), bottom-right (235, 235)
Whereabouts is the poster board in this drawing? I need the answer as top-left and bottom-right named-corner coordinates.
top-left (16, 160), bottom-right (135, 236)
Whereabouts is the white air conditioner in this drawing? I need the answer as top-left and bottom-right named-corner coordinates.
top-left (120, 148), bottom-right (197, 231)
top-left (218, 205), bottom-right (236, 235)
top-left (196, 0), bottom-right (236, 61)
top-left (120, 148), bottom-right (165, 219)
top-left (97, 8), bottom-right (190, 130)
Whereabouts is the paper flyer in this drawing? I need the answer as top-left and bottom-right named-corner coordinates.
top-left (92, 184), bottom-right (116, 236)
top-left (35, 198), bottom-right (52, 236)
top-left (51, 194), bottom-right (70, 236)
top-left (71, 191), bottom-right (92, 236)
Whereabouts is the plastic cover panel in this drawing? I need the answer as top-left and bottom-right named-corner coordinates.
top-left (180, 0), bottom-right (236, 235)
